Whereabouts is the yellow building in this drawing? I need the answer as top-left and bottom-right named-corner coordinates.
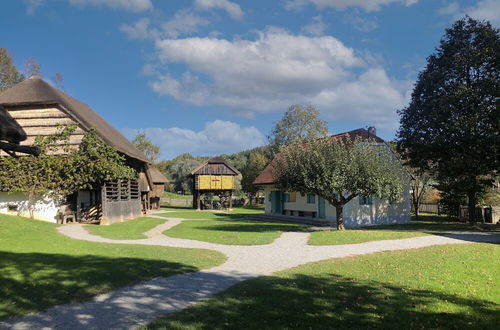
top-left (191, 156), bottom-right (241, 210)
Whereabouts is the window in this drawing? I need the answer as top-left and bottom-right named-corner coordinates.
top-left (359, 196), bottom-right (373, 205)
top-left (307, 194), bottom-right (315, 204)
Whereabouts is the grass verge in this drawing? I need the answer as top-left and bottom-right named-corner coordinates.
top-left (0, 214), bottom-right (226, 320)
top-left (163, 218), bottom-right (306, 245)
top-left (85, 217), bottom-right (166, 240)
top-left (146, 243), bottom-right (500, 329)
top-left (309, 229), bottom-right (428, 245)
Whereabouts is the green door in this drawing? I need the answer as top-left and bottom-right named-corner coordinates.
top-left (318, 196), bottom-right (326, 219)
top-left (271, 191), bottom-right (282, 214)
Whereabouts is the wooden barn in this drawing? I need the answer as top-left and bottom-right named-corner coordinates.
top-left (190, 156), bottom-right (241, 210)
top-left (147, 167), bottom-right (169, 210)
top-left (0, 76), bottom-right (157, 224)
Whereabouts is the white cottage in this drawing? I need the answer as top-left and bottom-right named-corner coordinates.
top-left (253, 128), bottom-right (411, 228)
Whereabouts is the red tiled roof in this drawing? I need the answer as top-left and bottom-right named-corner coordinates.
top-left (253, 128), bottom-right (385, 185)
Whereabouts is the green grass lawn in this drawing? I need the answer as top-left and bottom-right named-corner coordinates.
top-left (163, 218), bottom-right (306, 245)
top-left (147, 243), bottom-right (500, 329)
top-left (0, 214), bottom-right (226, 321)
top-left (229, 206), bottom-right (264, 214)
top-left (157, 211), bottom-right (243, 220)
top-left (85, 217), bottom-right (167, 240)
top-left (160, 206), bottom-right (193, 211)
top-left (309, 229), bottom-right (428, 245)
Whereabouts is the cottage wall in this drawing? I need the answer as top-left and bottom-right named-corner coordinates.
top-left (0, 192), bottom-right (58, 222)
top-left (263, 185), bottom-right (411, 228)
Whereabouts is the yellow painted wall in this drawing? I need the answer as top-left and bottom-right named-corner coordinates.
top-left (197, 175), bottom-right (234, 190)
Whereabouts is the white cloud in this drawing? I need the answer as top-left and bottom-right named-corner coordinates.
top-left (463, 0), bottom-right (500, 25)
top-left (438, 0), bottom-right (499, 26)
top-left (162, 9), bottom-right (210, 38)
top-left (343, 9), bottom-right (379, 32)
top-left (24, 0), bottom-right (45, 15)
top-left (438, 2), bottom-right (459, 16)
top-left (284, 0), bottom-right (418, 12)
top-left (126, 120), bottom-right (265, 159)
top-left (68, 0), bottom-right (153, 12)
top-left (302, 16), bottom-right (327, 36)
top-left (194, 0), bottom-right (244, 20)
top-left (120, 18), bottom-right (159, 39)
top-left (150, 29), bottom-right (410, 130)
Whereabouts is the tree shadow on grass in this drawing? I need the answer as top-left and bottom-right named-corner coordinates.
top-left (148, 273), bottom-right (500, 330)
top-left (194, 219), bottom-right (305, 233)
top-left (0, 251), bottom-right (198, 321)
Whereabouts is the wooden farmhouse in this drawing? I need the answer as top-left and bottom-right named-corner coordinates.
top-left (253, 128), bottom-right (411, 228)
top-left (191, 156), bottom-right (241, 210)
top-left (0, 76), bottom-right (166, 224)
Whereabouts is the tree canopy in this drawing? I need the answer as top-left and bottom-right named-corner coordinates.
top-left (274, 137), bottom-right (406, 230)
top-left (132, 131), bottom-right (161, 162)
top-left (268, 104), bottom-right (328, 152)
top-left (241, 151), bottom-right (269, 202)
top-left (397, 17), bottom-right (499, 224)
top-left (0, 48), bottom-right (24, 92)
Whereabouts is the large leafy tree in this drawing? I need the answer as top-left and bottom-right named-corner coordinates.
top-left (397, 17), bottom-right (499, 225)
top-left (274, 138), bottom-right (406, 230)
top-left (268, 104), bottom-right (328, 152)
top-left (0, 48), bottom-right (24, 92)
top-left (168, 153), bottom-right (204, 193)
top-left (241, 151), bottom-right (269, 203)
top-left (132, 131), bottom-right (161, 162)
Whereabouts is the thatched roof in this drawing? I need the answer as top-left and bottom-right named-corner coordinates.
top-left (0, 76), bottom-right (150, 163)
top-left (148, 167), bottom-right (169, 183)
top-left (191, 156), bottom-right (241, 176)
top-left (253, 128), bottom-right (385, 185)
top-left (0, 105), bottom-right (26, 143)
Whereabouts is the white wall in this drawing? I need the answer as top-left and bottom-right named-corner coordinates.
top-left (0, 192), bottom-right (59, 222)
top-left (262, 186), bottom-right (411, 228)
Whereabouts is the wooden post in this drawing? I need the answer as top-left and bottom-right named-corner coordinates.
top-left (229, 190), bottom-right (233, 210)
top-left (197, 192), bottom-right (201, 210)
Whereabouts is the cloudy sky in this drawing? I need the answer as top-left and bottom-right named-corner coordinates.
top-left (2, 0), bottom-right (498, 159)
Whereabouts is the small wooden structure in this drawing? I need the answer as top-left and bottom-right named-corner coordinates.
top-left (147, 167), bottom-right (169, 209)
top-left (191, 156), bottom-right (240, 210)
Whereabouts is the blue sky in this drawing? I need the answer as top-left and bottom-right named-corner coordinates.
top-left (1, 0), bottom-right (498, 159)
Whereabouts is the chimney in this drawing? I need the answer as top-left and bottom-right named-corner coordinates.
top-left (367, 126), bottom-right (376, 136)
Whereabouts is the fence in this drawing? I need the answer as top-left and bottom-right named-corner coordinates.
top-left (160, 197), bottom-right (192, 207)
top-left (413, 203), bottom-right (440, 214)
top-left (459, 206), bottom-right (499, 224)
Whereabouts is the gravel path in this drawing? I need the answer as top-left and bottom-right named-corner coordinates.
top-left (2, 216), bottom-right (499, 330)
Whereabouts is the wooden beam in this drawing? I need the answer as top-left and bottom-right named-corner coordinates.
top-left (0, 141), bottom-right (40, 156)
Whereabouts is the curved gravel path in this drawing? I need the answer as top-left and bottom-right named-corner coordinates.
top-left (2, 215), bottom-right (499, 330)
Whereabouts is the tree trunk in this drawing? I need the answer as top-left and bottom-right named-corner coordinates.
top-left (467, 191), bottom-right (476, 226)
top-left (336, 204), bottom-right (345, 230)
top-left (413, 201), bottom-right (419, 221)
